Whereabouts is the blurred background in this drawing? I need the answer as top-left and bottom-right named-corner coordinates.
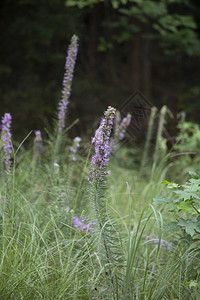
top-left (0, 0), bottom-right (200, 140)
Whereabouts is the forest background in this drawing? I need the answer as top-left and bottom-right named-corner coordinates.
top-left (0, 0), bottom-right (200, 140)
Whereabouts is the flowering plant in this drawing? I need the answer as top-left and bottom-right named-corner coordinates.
top-left (1, 113), bottom-right (12, 172)
top-left (88, 106), bottom-right (116, 183)
top-left (69, 137), bottom-right (81, 161)
top-left (58, 35), bottom-right (78, 133)
top-left (72, 216), bottom-right (95, 233)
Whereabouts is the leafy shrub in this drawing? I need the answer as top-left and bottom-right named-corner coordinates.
top-left (153, 171), bottom-right (200, 289)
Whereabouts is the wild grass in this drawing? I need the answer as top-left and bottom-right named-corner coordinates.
top-left (0, 121), bottom-right (199, 300)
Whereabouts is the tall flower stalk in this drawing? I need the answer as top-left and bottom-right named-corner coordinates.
top-left (32, 130), bottom-right (42, 173)
top-left (1, 113), bottom-right (12, 172)
top-left (58, 35), bottom-right (79, 134)
top-left (88, 106), bottom-right (123, 296)
top-left (53, 35), bottom-right (78, 163)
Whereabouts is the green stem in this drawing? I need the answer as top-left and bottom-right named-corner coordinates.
top-left (140, 106), bottom-right (157, 175)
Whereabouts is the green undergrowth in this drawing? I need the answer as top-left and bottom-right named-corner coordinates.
top-left (0, 134), bottom-right (199, 299)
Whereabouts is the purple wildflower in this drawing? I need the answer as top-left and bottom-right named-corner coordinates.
top-left (88, 106), bottom-right (116, 183)
top-left (69, 136), bottom-right (81, 161)
top-left (53, 162), bottom-right (60, 168)
top-left (143, 235), bottom-right (172, 252)
top-left (1, 113), bottom-right (12, 172)
top-left (58, 35), bottom-right (79, 133)
top-left (34, 130), bottom-right (42, 148)
top-left (110, 111), bottom-right (132, 152)
top-left (72, 216), bottom-right (95, 232)
top-left (33, 130), bottom-right (42, 166)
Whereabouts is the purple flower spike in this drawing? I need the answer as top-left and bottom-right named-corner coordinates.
top-left (34, 130), bottom-right (42, 148)
top-left (88, 106), bottom-right (116, 183)
top-left (58, 35), bottom-right (79, 133)
top-left (69, 136), bottom-right (81, 161)
top-left (110, 111), bottom-right (132, 152)
top-left (1, 113), bottom-right (12, 172)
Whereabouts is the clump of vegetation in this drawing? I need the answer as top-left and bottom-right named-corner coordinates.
top-left (0, 35), bottom-right (200, 299)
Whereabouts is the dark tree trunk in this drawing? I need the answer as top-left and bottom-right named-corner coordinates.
top-left (87, 6), bottom-right (98, 81)
top-left (129, 32), bottom-right (142, 92)
top-left (142, 37), bottom-right (152, 100)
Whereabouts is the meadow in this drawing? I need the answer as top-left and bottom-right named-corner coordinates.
top-left (0, 35), bottom-right (200, 300)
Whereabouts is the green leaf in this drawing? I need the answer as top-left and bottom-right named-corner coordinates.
top-left (185, 280), bottom-right (198, 288)
top-left (188, 171), bottom-right (200, 179)
top-left (173, 190), bottom-right (193, 201)
top-left (177, 219), bottom-right (200, 236)
top-left (176, 201), bottom-right (193, 212)
top-left (161, 180), bottom-right (170, 185)
top-left (111, 0), bottom-right (119, 9)
top-left (179, 16), bottom-right (197, 29)
top-left (164, 221), bottom-right (179, 233)
top-left (167, 182), bottom-right (179, 189)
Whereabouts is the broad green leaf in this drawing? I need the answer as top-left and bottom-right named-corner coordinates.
top-left (173, 190), bottom-right (192, 201)
top-left (178, 219), bottom-right (200, 236)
